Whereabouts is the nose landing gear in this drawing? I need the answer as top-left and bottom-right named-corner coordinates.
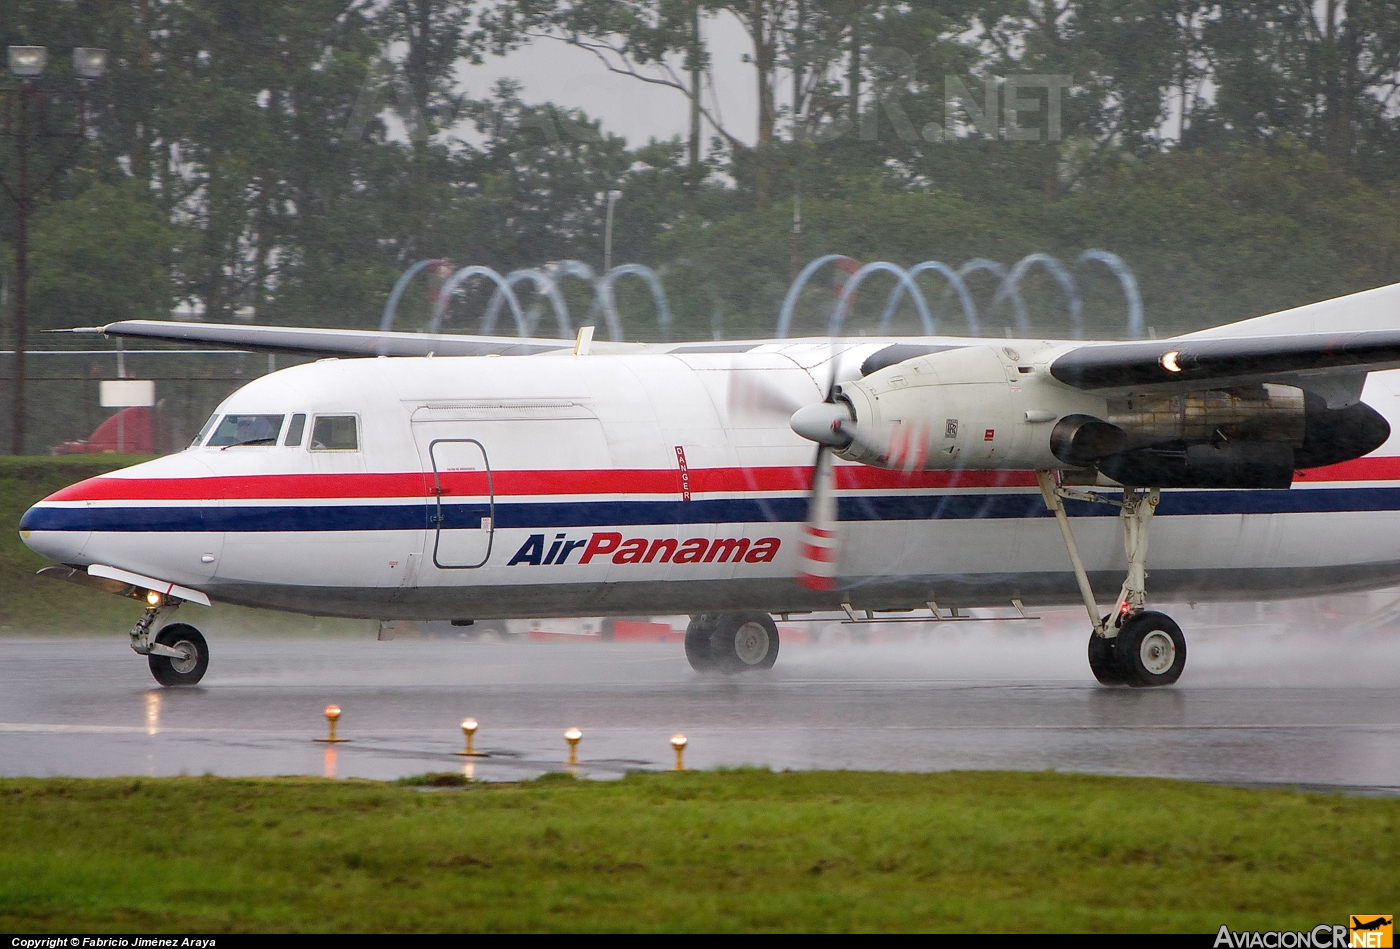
top-left (131, 600), bottom-right (209, 687)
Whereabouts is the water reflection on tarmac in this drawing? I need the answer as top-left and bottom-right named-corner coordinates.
top-left (1, 617), bottom-right (1397, 791)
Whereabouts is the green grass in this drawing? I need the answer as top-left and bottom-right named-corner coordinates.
top-left (0, 770), bottom-right (1393, 932)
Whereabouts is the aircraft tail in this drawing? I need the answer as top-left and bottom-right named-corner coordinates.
top-left (1181, 281), bottom-right (1400, 340)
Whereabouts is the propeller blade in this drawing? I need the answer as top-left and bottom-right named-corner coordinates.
top-left (796, 446), bottom-right (839, 591)
top-left (727, 371), bottom-right (807, 422)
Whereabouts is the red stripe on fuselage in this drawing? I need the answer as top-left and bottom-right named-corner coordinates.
top-left (40, 455), bottom-right (1400, 504)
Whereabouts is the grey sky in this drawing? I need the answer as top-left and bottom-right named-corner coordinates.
top-left (456, 13), bottom-right (760, 150)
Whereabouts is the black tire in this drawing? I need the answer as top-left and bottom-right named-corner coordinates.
top-left (708, 612), bottom-right (779, 674)
top-left (1088, 631), bottom-right (1128, 685)
top-left (684, 615), bottom-right (718, 672)
top-left (1113, 611), bottom-right (1186, 688)
top-left (148, 623), bottom-right (209, 687)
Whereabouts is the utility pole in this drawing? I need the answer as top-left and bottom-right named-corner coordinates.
top-left (603, 190), bottom-right (623, 275)
top-left (689, 3), bottom-right (702, 170)
top-left (1, 46), bottom-right (106, 455)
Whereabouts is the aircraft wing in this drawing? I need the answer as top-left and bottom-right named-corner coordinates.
top-left (1049, 329), bottom-right (1400, 406)
top-left (62, 320), bottom-right (775, 358)
top-left (69, 320), bottom-right (578, 358)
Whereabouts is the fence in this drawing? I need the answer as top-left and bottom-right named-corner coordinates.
top-left (0, 349), bottom-right (300, 456)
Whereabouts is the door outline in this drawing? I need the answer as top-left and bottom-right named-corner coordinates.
top-left (428, 437), bottom-right (495, 569)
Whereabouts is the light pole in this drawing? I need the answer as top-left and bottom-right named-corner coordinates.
top-left (1, 46), bottom-right (106, 455)
top-left (603, 189), bottom-right (623, 275)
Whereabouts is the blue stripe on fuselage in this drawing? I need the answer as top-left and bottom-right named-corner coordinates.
top-left (19, 486), bottom-right (1400, 533)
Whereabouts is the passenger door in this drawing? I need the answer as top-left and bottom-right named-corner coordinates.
top-left (418, 432), bottom-right (494, 569)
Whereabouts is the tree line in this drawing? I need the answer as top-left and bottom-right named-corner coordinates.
top-left (3, 0), bottom-right (1400, 343)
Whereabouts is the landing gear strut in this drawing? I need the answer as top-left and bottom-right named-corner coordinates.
top-left (685, 612), bottom-right (780, 674)
top-left (1037, 472), bottom-right (1186, 688)
top-left (130, 600), bottom-right (209, 687)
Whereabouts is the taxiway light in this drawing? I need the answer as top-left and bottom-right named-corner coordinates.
top-left (145, 590), bottom-right (163, 607)
top-left (670, 734), bottom-right (687, 771)
top-left (315, 704), bottom-right (348, 743)
top-left (565, 727), bottom-right (582, 765)
top-left (455, 718), bottom-right (487, 757)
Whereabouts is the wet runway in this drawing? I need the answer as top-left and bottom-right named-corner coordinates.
top-left (2, 621), bottom-right (1398, 791)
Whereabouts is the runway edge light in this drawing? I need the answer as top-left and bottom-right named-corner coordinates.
top-left (455, 718), bottom-right (488, 757)
top-left (314, 704), bottom-right (349, 743)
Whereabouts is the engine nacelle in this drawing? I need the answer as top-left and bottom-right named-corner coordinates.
top-left (1090, 387), bottom-right (1389, 487)
top-left (823, 346), bottom-right (1389, 483)
top-left (832, 344), bottom-right (1106, 470)
top-left (1106, 385), bottom-right (1306, 449)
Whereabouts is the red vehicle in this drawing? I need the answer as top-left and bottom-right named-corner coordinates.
top-left (51, 406), bottom-right (166, 455)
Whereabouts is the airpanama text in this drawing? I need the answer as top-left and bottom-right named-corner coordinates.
top-left (508, 532), bottom-right (781, 566)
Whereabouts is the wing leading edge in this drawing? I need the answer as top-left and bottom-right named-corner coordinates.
top-left (72, 320), bottom-right (575, 358)
top-left (1049, 330), bottom-right (1400, 405)
top-left (61, 320), bottom-right (775, 358)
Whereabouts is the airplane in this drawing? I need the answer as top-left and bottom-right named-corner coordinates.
top-left (18, 280), bottom-right (1400, 688)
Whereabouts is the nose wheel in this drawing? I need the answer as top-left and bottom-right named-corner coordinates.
top-left (129, 601), bottom-right (210, 687)
top-left (147, 623), bottom-right (210, 687)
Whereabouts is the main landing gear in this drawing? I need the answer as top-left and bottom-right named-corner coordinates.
top-left (1036, 473), bottom-right (1187, 688)
top-left (131, 599), bottom-right (209, 687)
top-left (685, 612), bottom-right (780, 674)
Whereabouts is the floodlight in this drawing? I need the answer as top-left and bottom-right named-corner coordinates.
top-left (73, 48), bottom-right (107, 80)
top-left (8, 46), bottom-right (47, 77)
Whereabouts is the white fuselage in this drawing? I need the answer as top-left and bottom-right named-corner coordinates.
top-left (20, 340), bottom-right (1400, 620)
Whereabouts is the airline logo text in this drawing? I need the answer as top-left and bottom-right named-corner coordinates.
top-left (508, 532), bottom-right (781, 566)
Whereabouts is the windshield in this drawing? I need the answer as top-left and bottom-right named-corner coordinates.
top-left (206, 414), bottom-right (285, 448)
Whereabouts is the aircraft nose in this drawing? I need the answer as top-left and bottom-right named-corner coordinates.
top-left (790, 401), bottom-right (854, 447)
top-left (18, 499), bottom-right (90, 566)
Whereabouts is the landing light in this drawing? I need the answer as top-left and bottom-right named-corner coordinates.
top-left (1160, 350), bottom-right (1182, 373)
top-left (145, 590), bottom-right (163, 607)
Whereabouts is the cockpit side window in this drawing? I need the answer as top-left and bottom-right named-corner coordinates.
top-left (284, 414), bottom-right (307, 447)
top-left (192, 413), bottom-right (219, 448)
top-left (310, 415), bottom-right (359, 451)
top-left (207, 414), bottom-right (286, 448)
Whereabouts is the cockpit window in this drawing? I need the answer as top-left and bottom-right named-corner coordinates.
top-left (207, 414), bottom-right (285, 448)
top-left (284, 414), bottom-right (307, 447)
top-left (311, 415), bottom-right (359, 451)
top-left (191, 413), bottom-right (219, 448)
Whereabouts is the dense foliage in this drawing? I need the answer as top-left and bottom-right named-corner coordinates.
top-left (3, 1), bottom-right (1400, 344)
